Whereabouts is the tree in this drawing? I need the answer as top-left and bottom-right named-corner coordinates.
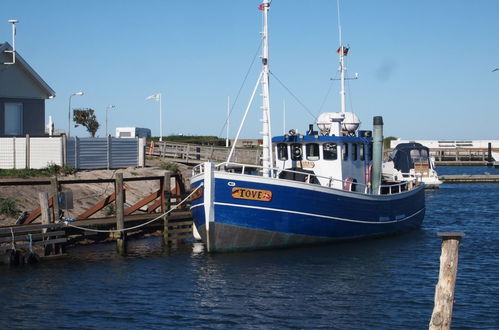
top-left (73, 108), bottom-right (100, 137)
top-left (384, 136), bottom-right (398, 150)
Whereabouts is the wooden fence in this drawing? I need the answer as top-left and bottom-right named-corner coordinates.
top-left (149, 141), bottom-right (262, 165)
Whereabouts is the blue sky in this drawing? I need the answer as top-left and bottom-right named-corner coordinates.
top-left (2, 0), bottom-right (499, 140)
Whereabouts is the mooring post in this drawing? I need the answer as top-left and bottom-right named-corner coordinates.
top-left (115, 173), bottom-right (126, 255)
top-left (39, 192), bottom-right (52, 255)
top-left (163, 171), bottom-right (172, 246)
top-left (429, 232), bottom-right (465, 330)
top-left (50, 177), bottom-right (60, 222)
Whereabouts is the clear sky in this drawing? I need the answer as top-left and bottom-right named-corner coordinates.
top-left (2, 0), bottom-right (499, 140)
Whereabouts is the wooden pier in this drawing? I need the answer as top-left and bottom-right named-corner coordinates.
top-left (148, 141), bottom-right (261, 165)
top-left (439, 175), bottom-right (499, 184)
top-left (1, 171), bottom-right (195, 264)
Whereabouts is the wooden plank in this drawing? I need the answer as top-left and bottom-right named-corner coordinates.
top-left (147, 199), bottom-right (161, 213)
top-left (22, 197), bottom-right (54, 225)
top-left (0, 231), bottom-right (66, 243)
top-left (76, 192), bottom-right (116, 220)
top-left (124, 189), bottom-right (161, 216)
top-left (0, 238), bottom-right (67, 252)
top-left (0, 176), bottom-right (163, 187)
top-left (0, 223), bottom-right (63, 235)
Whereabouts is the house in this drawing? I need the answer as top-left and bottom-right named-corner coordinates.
top-left (0, 42), bottom-right (55, 137)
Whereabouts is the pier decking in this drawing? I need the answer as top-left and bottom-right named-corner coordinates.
top-left (439, 175), bottom-right (499, 183)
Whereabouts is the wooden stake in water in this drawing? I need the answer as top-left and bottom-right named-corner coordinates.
top-left (115, 173), bottom-right (126, 255)
top-left (429, 232), bottom-right (465, 330)
top-left (163, 171), bottom-right (171, 246)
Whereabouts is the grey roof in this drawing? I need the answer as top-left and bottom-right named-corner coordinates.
top-left (1, 42), bottom-right (56, 98)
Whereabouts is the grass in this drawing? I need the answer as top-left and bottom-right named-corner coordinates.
top-left (159, 161), bottom-right (179, 172)
top-left (0, 164), bottom-right (76, 179)
top-left (0, 198), bottom-right (19, 217)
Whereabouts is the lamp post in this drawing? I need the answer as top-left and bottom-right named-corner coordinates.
top-left (68, 91), bottom-right (84, 136)
top-left (106, 105), bottom-right (116, 137)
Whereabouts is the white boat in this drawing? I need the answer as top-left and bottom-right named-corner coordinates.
top-left (382, 142), bottom-right (442, 189)
top-left (189, 0), bottom-right (425, 252)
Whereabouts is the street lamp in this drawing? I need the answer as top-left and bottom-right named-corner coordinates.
top-left (68, 91), bottom-right (84, 136)
top-left (106, 105), bottom-right (116, 137)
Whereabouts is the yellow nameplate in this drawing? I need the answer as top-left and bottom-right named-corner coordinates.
top-left (190, 187), bottom-right (203, 201)
top-left (231, 188), bottom-right (272, 201)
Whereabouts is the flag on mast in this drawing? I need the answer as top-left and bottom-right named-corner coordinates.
top-left (258, 3), bottom-right (264, 10)
top-left (146, 93), bottom-right (160, 100)
top-left (336, 46), bottom-right (349, 56)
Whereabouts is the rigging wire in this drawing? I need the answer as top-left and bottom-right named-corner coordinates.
top-left (269, 71), bottom-right (316, 121)
top-left (217, 42), bottom-right (262, 138)
top-left (317, 72), bottom-right (338, 115)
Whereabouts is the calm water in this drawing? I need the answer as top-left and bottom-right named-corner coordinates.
top-left (1, 167), bottom-right (498, 329)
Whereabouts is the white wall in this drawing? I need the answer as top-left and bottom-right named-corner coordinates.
top-left (0, 136), bottom-right (63, 169)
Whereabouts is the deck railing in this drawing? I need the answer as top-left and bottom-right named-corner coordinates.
top-left (193, 162), bottom-right (420, 195)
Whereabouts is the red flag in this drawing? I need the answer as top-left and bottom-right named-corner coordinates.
top-left (336, 46), bottom-right (349, 56)
top-left (258, 3), bottom-right (264, 10)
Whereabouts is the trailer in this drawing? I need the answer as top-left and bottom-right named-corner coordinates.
top-left (115, 127), bottom-right (151, 138)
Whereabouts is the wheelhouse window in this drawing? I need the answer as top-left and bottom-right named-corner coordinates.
top-left (323, 143), bottom-right (337, 160)
top-left (352, 144), bottom-right (358, 161)
top-left (291, 143), bottom-right (303, 160)
top-left (277, 143), bottom-right (288, 161)
top-left (368, 143), bottom-right (373, 161)
top-left (306, 143), bottom-right (320, 161)
top-left (342, 143), bottom-right (349, 161)
top-left (360, 144), bottom-right (365, 161)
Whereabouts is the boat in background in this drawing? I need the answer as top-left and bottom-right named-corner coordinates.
top-left (189, 0), bottom-right (425, 252)
top-left (382, 142), bottom-right (442, 189)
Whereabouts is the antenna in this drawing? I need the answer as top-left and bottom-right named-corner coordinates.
top-left (3, 19), bottom-right (19, 65)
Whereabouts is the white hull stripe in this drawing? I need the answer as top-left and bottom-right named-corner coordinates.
top-left (191, 202), bottom-right (425, 224)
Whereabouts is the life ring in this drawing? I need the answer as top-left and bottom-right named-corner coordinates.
top-left (344, 177), bottom-right (357, 192)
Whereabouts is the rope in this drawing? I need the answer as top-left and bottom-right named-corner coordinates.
top-left (10, 228), bottom-right (16, 250)
top-left (28, 233), bottom-right (33, 252)
top-left (62, 184), bottom-right (203, 234)
top-left (269, 70), bottom-right (316, 121)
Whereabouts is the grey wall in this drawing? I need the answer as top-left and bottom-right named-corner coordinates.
top-left (0, 98), bottom-right (45, 136)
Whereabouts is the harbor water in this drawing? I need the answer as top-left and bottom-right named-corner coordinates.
top-left (0, 167), bottom-right (498, 329)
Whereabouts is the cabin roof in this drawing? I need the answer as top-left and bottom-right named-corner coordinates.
top-left (0, 42), bottom-right (56, 98)
top-left (272, 135), bottom-right (372, 144)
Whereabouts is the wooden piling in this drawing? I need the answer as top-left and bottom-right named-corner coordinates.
top-left (50, 177), bottom-right (60, 222)
top-left (38, 192), bottom-right (52, 256)
top-left (115, 173), bottom-right (126, 255)
top-left (429, 232), bottom-right (465, 330)
top-left (162, 171), bottom-right (171, 246)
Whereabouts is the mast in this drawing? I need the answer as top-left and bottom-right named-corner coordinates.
top-left (261, 0), bottom-right (273, 177)
top-left (337, 0), bottom-right (347, 114)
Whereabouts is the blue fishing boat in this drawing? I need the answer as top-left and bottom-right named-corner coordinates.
top-left (190, 0), bottom-right (425, 252)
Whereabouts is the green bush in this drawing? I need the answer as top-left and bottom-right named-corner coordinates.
top-left (159, 161), bottom-right (179, 172)
top-left (0, 198), bottom-right (19, 217)
top-left (103, 204), bottom-right (115, 216)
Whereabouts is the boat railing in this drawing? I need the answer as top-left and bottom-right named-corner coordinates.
top-left (193, 162), bottom-right (420, 195)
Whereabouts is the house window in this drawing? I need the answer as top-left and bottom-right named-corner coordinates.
top-left (306, 143), bottom-right (320, 161)
top-left (277, 143), bottom-right (288, 160)
top-left (4, 103), bottom-right (23, 136)
top-left (323, 143), bottom-right (337, 160)
top-left (352, 144), bottom-right (358, 161)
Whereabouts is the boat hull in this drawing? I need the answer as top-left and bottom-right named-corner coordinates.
top-left (190, 172), bottom-right (425, 252)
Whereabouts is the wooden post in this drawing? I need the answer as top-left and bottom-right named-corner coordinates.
top-left (50, 177), bottom-right (60, 222)
top-left (163, 171), bottom-right (171, 246)
top-left (429, 232), bottom-right (465, 330)
top-left (39, 192), bottom-right (52, 256)
top-left (25, 134), bottom-right (30, 169)
top-left (115, 173), bottom-right (126, 255)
